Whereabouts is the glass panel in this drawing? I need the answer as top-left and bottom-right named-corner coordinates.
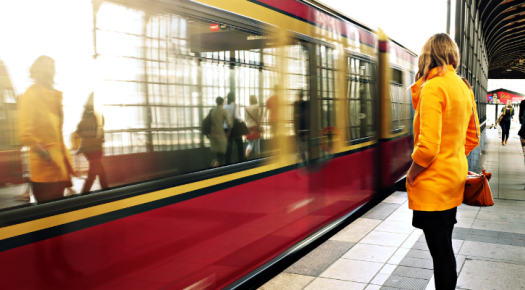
top-left (347, 56), bottom-right (376, 141)
top-left (0, 1), bottom-right (306, 209)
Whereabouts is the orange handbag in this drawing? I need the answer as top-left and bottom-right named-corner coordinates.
top-left (463, 96), bottom-right (494, 207)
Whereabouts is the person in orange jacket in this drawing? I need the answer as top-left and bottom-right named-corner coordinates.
top-left (18, 56), bottom-right (75, 203)
top-left (406, 34), bottom-right (479, 290)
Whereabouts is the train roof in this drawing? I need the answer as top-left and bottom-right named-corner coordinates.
top-left (302, 0), bottom-right (417, 57)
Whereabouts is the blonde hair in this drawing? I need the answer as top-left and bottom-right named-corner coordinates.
top-left (416, 33), bottom-right (459, 81)
top-left (29, 55), bottom-right (55, 81)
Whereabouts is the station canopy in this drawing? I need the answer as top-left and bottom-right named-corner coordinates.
top-left (481, 0), bottom-right (525, 79)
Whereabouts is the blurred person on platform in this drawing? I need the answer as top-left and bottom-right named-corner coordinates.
top-left (244, 95), bottom-right (262, 159)
top-left (498, 100), bottom-right (514, 145)
top-left (519, 99), bottom-right (525, 124)
top-left (264, 85), bottom-right (279, 139)
top-left (18, 56), bottom-right (76, 203)
top-left (210, 97), bottom-right (232, 167)
top-left (294, 90), bottom-right (309, 163)
top-left (224, 92), bottom-right (244, 164)
top-left (518, 109), bottom-right (525, 170)
top-left (76, 93), bottom-right (108, 193)
top-left (406, 34), bottom-right (479, 290)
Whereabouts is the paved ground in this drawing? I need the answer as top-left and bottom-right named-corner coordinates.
top-left (260, 126), bottom-right (525, 290)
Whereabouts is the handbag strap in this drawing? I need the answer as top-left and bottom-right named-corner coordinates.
top-left (245, 107), bottom-right (261, 127)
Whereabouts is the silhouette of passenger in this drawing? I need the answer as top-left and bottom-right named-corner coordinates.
top-left (264, 85), bottom-right (279, 139)
top-left (244, 95), bottom-right (262, 159)
top-left (224, 92), bottom-right (244, 164)
top-left (76, 93), bottom-right (108, 193)
top-left (18, 56), bottom-right (75, 203)
top-left (499, 100), bottom-right (514, 145)
top-left (210, 97), bottom-right (232, 167)
top-left (294, 90), bottom-right (309, 163)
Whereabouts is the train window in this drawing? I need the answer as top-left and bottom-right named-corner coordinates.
top-left (0, 1), bottom-right (311, 211)
top-left (347, 56), bottom-right (376, 141)
top-left (260, 43), bottom-right (309, 139)
top-left (317, 45), bottom-right (336, 130)
top-left (93, 3), bottom-right (288, 187)
top-left (285, 43), bottom-right (310, 137)
top-left (0, 1), bottom-right (314, 209)
top-left (390, 68), bottom-right (405, 132)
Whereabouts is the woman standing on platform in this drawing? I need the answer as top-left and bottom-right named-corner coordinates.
top-left (498, 100), bottom-right (514, 145)
top-left (406, 34), bottom-right (479, 290)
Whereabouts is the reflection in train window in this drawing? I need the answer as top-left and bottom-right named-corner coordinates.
top-left (260, 44), bottom-right (309, 139)
top-left (92, 2), bottom-right (298, 188)
top-left (317, 45), bottom-right (335, 130)
top-left (390, 68), bottom-right (405, 132)
top-left (347, 56), bottom-right (376, 140)
top-left (407, 72), bottom-right (416, 134)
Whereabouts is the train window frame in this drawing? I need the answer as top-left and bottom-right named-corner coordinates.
top-left (316, 44), bottom-right (336, 132)
top-left (94, 3), bottom-right (288, 163)
top-left (390, 66), bottom-right (405, 133)
top-left (346, 52), bottom-right (377, 143)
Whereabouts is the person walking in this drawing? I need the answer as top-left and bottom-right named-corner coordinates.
top-left (499, 100), bottom-right (514, 145)
top-left (294, 90), bottom-right (309, 163)
top-left (76, 93), bottom-right (109, 193)
top-left (264, 85), bottom-right (279, 139)
top-left (244, 95), bottom-right (262, 159)
top-left (406, 33), bottom-right (479, 290)
top-left (518, 100), bottom-right (525, 124)
top-left (224, 92), bottom-right (244, 164)
top-left (18, 56), bottom-right (76, 203)
top-left (210, 97), bottom-right (232, 167)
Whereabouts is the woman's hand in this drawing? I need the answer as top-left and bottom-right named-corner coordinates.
top-left (33, 143), bottom-right (51, 163)
top-left (407, 161), bottom-right (426, 186)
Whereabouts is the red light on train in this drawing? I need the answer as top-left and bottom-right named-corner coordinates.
top-left (210, 23), bottom-right (219, 31)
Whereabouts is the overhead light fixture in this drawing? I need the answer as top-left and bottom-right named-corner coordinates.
top-left (507, 68), bottom-right (512, 71)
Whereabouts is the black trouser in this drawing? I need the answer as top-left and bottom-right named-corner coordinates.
top-left (423, 224), bottom-right (457, 290)
top-left (501, 120), bottom-right (511, 142)
top-left (81, 150), bottom-right (109, 193)
top-left (226, 135), bottom-right (244, 164)
top-left (216, 153), bottom-right (225, 165)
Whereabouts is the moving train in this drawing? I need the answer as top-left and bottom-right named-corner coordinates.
top-left (0, 0), bottom-right (416, 289)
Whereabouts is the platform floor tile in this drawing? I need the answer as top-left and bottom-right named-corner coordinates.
top-left (258, 273), bottom-right (314, 290)
top-left (303, 278), bottom-right (366, 290)
top-left (457, 259), bottom-right (525, 290)
top-left (284, 240), bottom-right (355, 276)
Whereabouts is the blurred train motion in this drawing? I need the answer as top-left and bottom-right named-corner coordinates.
top-left (0, 0), bottom-right (416, 289)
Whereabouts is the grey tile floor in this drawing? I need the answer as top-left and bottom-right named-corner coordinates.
top-left (260, 126), bottom-right (525, 290)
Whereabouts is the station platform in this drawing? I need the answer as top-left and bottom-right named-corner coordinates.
top-left (260, 127), bottom-right (525, 290)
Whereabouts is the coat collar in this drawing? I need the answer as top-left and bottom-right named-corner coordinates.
top-left (410, 65), bottom-right (456, 109)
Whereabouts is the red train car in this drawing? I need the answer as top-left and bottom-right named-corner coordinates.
top-left (0, 0), bottom-right (416, 289)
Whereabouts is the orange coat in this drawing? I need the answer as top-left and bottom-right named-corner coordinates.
top-left (18, 84), bottom-right (74, 183)
top-left (407, 65), bottom-right (479, 211)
